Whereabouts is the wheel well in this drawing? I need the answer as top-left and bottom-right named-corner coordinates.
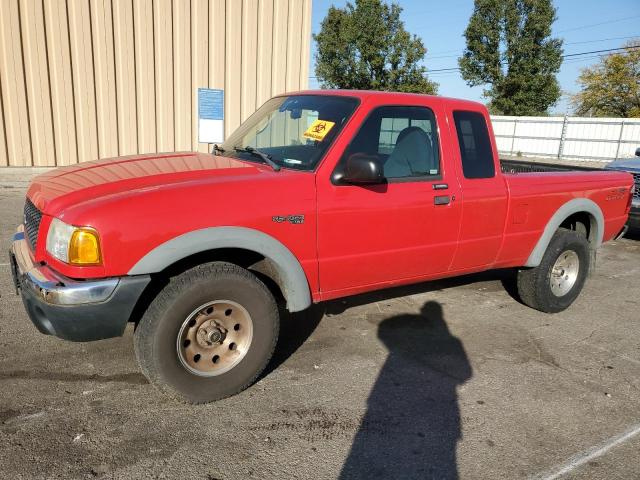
top-left (128, 248), bottom-right (287, 326)
top-left (525, 200), bottom-right (604, 268)
top-left (163, 248), bottom-right (286, 302)
top-left (559, 212), bottom-right (595, 244)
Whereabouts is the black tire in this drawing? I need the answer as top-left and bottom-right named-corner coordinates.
top-left (134, 261), bottom-right (279, 403)
top-left (516, 228), bottom-right (590, 313)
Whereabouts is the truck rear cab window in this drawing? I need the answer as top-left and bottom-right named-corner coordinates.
top-left (453, 111), bottom-right (495, 179)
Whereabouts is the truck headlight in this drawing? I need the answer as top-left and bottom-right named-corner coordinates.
top-left (46, 218), bottom-right (102, 265)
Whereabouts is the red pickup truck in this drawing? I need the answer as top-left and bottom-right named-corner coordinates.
top-left (10, 90), bottom-right (633, 403)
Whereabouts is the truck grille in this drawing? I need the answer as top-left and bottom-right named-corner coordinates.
top-left (633, 173), bottom-right (640, 200)
top-left (24, 198), bottom-right (42, 250)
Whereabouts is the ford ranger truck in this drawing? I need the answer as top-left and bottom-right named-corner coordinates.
top-left (9, 91), bottom-right (633, 403)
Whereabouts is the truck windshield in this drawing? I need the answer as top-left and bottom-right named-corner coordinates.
top-left (219, 95), bottom-right (359, 171)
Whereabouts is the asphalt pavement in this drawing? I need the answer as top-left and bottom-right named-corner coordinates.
top-left (1, 184), bottom-right (639, 480)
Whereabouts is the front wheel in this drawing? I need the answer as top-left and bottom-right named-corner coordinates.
top-left (134, 262), bottom-right (279, 403)
top-left (516, 228), bottom-right (590, 313)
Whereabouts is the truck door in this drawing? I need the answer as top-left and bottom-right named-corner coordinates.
top-left (448, 109), bottom-right (508, 270)
top-left (316, 103), bottom-right (462, 299)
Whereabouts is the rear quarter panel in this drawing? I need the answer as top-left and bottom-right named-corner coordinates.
top-left (496, 170), bottom-right (633, 267)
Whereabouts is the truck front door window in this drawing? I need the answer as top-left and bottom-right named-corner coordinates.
top-left (338, 106), bottom-right (441, 180)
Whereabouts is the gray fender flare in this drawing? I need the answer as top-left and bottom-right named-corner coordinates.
top-left (128, 227), bottom-right (312, 312)
top-left (525, 198), bottom-right (604, 267)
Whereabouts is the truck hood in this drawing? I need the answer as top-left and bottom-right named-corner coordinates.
top-left (27, 152), bottom-right (277, 214)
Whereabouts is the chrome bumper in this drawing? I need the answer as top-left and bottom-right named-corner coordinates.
top-left (10, 225), bottom-right (151, 342)
top-left (11, 226), bottom-right (119, 305)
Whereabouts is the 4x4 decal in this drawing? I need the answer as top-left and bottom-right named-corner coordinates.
top-left (272, 215), bottom-right (305, 225)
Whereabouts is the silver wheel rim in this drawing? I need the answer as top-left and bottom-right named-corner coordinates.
top-left (549, 250), bottom-right (580, 297)
top-left (176, 300), bottom-right (254, 377)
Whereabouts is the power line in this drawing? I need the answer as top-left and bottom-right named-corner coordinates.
top-left (423, 15), bottom-right (640, 56)
top-left (556, 14), bottom-right (640, 34)
top-left (563, 46), bottom-right (639, 57)
top-left (563, 35), bottom-right (639, 46)
top-left (425, 45), bottom-right (640, 73)
top-left (563, 55), bottom-right (610, 65)
top-left (309, 46), bottom-right (640, 79)
top-left (426, 34), bottom-right (639, 60)
top-left (428, 67), bottom-right (461, 73)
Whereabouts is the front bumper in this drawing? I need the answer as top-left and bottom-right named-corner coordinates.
top-left (10, 227), bottom-right (150, 342)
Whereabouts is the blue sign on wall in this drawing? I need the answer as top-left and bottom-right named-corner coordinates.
top-left (198, 88), bottom-right (224, 143)
top-left (198, 88), bottom-right (224, 120)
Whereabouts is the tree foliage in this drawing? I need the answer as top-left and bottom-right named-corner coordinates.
top-left (313, 0), bottom-right (437, 94)
top-left (571, 41), bottom-right (640, 118)
top-left (459, 0), bottom-right (563, 115)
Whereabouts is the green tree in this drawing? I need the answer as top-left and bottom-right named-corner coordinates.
top-left (459, 0), bottom-right (563, 115)
top-left (571, 41), bottom-right (640, 118)
top-left (313, 0), bottom-right (437, 94)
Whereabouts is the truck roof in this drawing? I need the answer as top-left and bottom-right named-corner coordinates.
top-left (287, 89), bottom-right (485, 110)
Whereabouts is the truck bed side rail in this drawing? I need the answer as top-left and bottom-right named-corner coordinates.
top-left (500, 159), bottom-right (601, 174)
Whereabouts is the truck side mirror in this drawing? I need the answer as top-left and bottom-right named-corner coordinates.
top-left (342, 154), bottom-right (385, 185)
top-left (635, 147), bottom-right (640, 157)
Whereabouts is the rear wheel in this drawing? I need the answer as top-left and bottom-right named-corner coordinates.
top-left (517, 228), bottom-right (590, 313)
top-left (134, 262), bottom-right (279, 403)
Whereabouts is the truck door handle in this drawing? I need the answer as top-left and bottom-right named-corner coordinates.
top-left (434, 195), bottom-right (450, 205)
top-left (432, 183), bottom-right (448, 190)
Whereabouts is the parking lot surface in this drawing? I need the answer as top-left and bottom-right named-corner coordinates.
top-left (1, 185), bottom-right (639, 480)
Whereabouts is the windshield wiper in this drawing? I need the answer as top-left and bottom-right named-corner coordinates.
top-left (233, 146), bottom-right (281, 172)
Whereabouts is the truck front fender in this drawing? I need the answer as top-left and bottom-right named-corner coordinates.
top-left (128, 227), bottom-right (312, 312)
top-left (525, 198), bottom-right (604, 267)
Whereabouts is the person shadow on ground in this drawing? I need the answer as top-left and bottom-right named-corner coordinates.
top-left (339, 301), bottom-right (472, 480)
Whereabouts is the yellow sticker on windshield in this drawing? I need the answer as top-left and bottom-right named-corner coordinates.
top-left (303, 120), bottom-right (336, 141)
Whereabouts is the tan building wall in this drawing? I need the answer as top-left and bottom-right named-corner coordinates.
top-left (0, 0), bottom-right (312, 167)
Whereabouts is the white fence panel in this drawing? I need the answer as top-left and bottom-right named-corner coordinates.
top-left (620, 121), bottom-right (640, 158)
top-left (515, 117), bottom-right (564, 157)
top-left (491, 117), bottom-right (516, 154)
top-left (563, 118), bottom-right (622, 161)
top-left (490, 115), bottom-right (640, 162)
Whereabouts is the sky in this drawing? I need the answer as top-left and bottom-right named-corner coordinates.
top-left (309, 0), bottom-right (640, 113)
